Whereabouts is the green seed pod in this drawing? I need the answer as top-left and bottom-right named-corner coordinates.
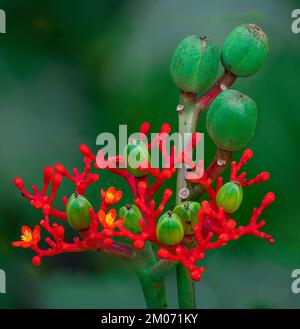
top-left (221, 24), bottom-right (269, 77)
top-left (170, 35), bottom-right (219, 93)
top-left (124, 139), bottom-right (150, 177)
top-left (156, 211), bottom-right (184, 246)
top-left (173, 201), bottom-right (201, 235)
top-left (66, 192), bottom-right (93, 231)
top-left (206, 89), bottom-right (257, 151)
top-left (118, 204), bottom-right (142, 234)
top-left (216, 181), bottom-right (243, 213)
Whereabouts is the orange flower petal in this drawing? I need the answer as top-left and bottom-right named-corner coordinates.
top-left (98, 210), bottom-right (106, 223)
top-left (107, 208), bottom-right (117, 219)
top-left (114, 190), bottom-right (123, 202)
top-left (32, 225), bottom-right (41, 243)
top-left (21, 225), bottom-right (32, 236)
top-left (107, 186), bottom-right (116, 194)
top-left (12, 241), bottom-right (32, 248)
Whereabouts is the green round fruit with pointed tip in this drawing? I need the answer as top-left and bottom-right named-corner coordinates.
top-left (156, 211), bottom-right (184, 246)
top-left (216, 181), bottom-right (243, 213)
top-left (124, 139), bottom-right (150, 177)
top-left (173, 201), bottom-right (201, 235)
top-left (221, 24), bottom-right (269, 77)
top-left (118, 203), bottom-right (142, 234)
top-left (206, 89), bottom-right (257, 151)
top-left (170, 35), bottom-right (219, 93)
top-left (66, 193), bottom-right (93, 231)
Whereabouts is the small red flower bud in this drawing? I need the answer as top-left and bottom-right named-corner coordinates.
top-left (161, 123), bottom-right (171, 134)
top-left (104, 239), bottom-right (113, 247)
top-left (260, 172), bottom-right (270, 181)
top-left (52, 173), bottom-right (62, 188)
top-left (43, 166), bottom-right (53, 184)
top-left (54, 163), bottom-right (68, 175)
top-left (264, 192), bottom-right (276, 205)
top-left (191, 270), bottom-right (202, 281)
top-left (54, 225), bottom-right (65, 239)
top-left (140, 122), bottom-right (150, 135)
top-left (89, 174), bottom-right (99, 182)
top-left (226, 219), bottom-right (237, 229)
top-left (268, 237), bottom-right (275, 244)
top-left (80, 144), bottom-right (93, 157)
top-left (219, 233), bottom-right (229, 242)
top-left (137, 181), bottom-right (148, 195)
top-left (14, 177), bottom-right (24, 189)
top-left (134, 240), bottom-right (144, 250)
top-left (157, 249), bottom-right (170, 259)
top-left (32, 256), bottom-right (42, 266)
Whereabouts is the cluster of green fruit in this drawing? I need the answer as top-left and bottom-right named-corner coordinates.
top-left (65, 180), bottom-right (243, 246)
top-left (171, 23), bottom-right (269, 151)
top-left (155, 180), bottom-right (243, 246)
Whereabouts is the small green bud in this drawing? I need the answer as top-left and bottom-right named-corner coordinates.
top-left (156, 211), bottom-right (184, 246)
top-left (206, 89), bottom-right (257, 151)
top-left (118, 203), bottom-right (142, 234)
top-left (221, 24), bottom-right (269, 77)
top-left (216, 181), bottom-right (243, 213)
top-left (173, 201), bottom-right (201, 235)
top-left (170, 35), bottom-right (219, 93)
top-left (124, 139), bottom-right (150, 177)
top-left (66, 192), bottom-right (93, 231)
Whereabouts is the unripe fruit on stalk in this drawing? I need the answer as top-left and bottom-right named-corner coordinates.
top-left (156, 211), bottom-right (184, 246)
top-left (118, 204), bottom-right (142, 234)
top-left (206, 89), bottom-right (257, 151)
top-left (216, 181), bottom-right (243, 213)
top-left (66, 192), bottom-right (93, 231)
top-left (173, 201), bottom-right (201, 235)
top-left (124, 139), bottom-right (150, 177)
top-left (221, 24), bottom-right (269, 77)
top-left (170, 35), bottom-right (219, 93)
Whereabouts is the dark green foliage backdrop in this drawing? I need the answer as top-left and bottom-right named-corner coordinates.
top-left (0, 0), bottom-right (300, 308)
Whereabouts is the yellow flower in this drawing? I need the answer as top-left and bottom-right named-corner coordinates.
top-left (101, 187), bottom-right (122, 205)
top-left (12, 225), bottom-right (41, 248)
top-left (98, 209), bottom-right (122, 229)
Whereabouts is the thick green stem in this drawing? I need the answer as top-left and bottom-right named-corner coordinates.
top-left (131, 242), bottom-right (168, 309)
top-left (174, 71), bottom-right (236, 308)
top-left (175, 93), bottom-right (198, 309)
top-left (176, 263), bottom-right (196, 309)
top-left (176, 94), bottom-right (200, 204)
top-left (148, 259), bottom-right (178, 283)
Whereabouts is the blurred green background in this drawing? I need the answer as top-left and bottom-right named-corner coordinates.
top-left (0, 0), bottom-right (300, 308)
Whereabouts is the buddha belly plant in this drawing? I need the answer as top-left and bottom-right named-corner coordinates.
top-left (12, 24), bottom-right (275, 309)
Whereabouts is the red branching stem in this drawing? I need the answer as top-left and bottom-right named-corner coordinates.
top-left (12, 123), bottom-right (275, 282)
top-left (197, 70), bottom-right (237, 109)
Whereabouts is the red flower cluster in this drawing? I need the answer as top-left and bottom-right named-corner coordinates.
top-left (12, 122), bottom-right (275, 281)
